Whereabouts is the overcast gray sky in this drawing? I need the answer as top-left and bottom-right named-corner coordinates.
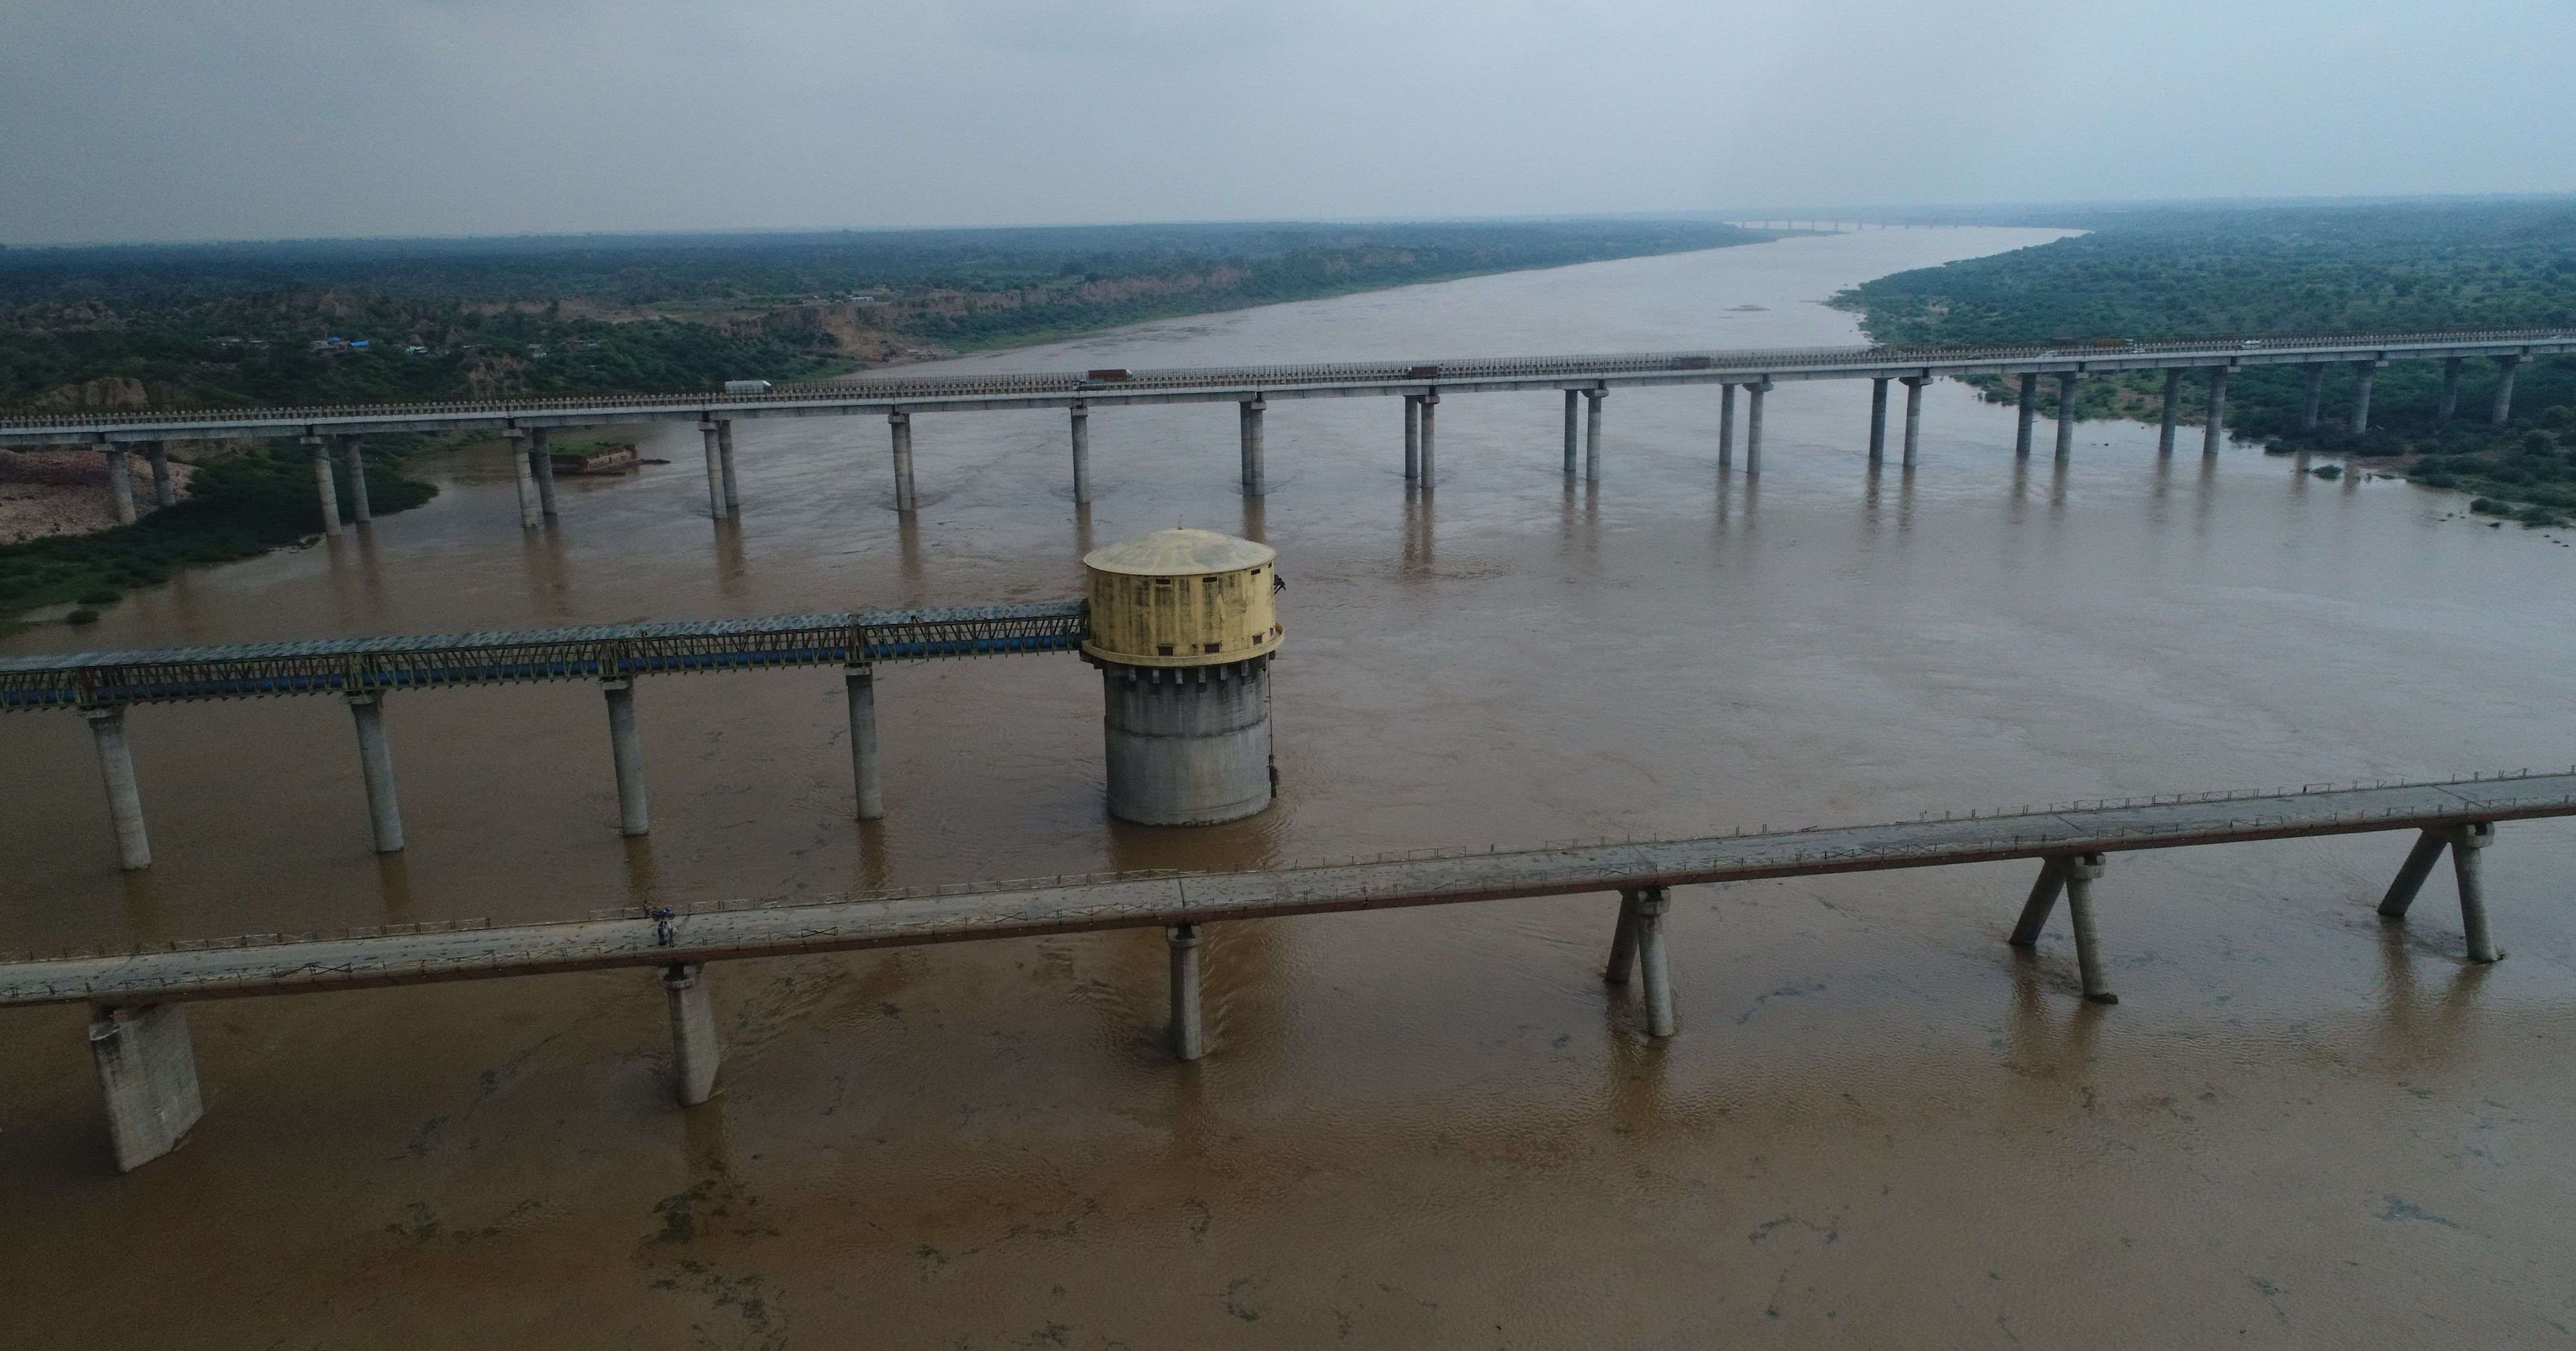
top-left (4, 0), bottom-right (2571, 245)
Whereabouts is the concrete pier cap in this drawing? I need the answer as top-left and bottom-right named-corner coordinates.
top-left (1081, 528), bottom-right (1283, 826)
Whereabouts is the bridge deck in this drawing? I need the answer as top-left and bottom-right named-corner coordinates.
top-left (7, 770), bottom-right (2568, 1009)
top-left (4, 327), bottom-right (2569, 445)
top-left (0, 601), bottom-right (1086, 710)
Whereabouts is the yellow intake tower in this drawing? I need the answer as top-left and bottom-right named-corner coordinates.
top-left (1081, 529), bottom-right (1282, 667)
top-left (1080, 529), bottom-right (1283, 825)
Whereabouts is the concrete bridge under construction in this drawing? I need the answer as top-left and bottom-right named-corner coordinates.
top-left (4, 327), bottom-right (2568, 532)
top-left (10, 768), bottom-right (2561, 1171)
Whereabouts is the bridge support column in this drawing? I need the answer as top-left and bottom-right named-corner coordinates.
top-left (2202, 368), bottom-right (2229, 457)
top-left (714, 420), bottom-right (739, 517)
top-left (1417, 392), bottom-right (1438, 488)
top-left (309, 436), bottom-right (343, 535)
top-left (889, 411), bottom-right (917, 512)
top-left (1238, 397), bottom-right (1266, 497)
top-left (1561, 390), bottom-right (1578, 476)
top-left (1633, 885), bottom-right (1674, 1037)
top-left (2018, 373), bottom-right (2041, 458)
top-left (845, 663), bottom-right (883, 820)
top-left (2491, 356), bottom-right (2521, 427)
top-left (1583, 388), bottom-right (1605, 482)
top-left (346, 691), bottom-right (404, 854)
top-left (341, 435), bottom-right (372, 523)
top-left (603, 678), bottom-right (649, 836)
top-left (1745, 382), bottom-right (1769, 475)
top-left (2063, 852), bottom-right (2114, 1004)
top-left (146, 440), bottom-right (176, 510)
top-left (698, 421), bottom-right (725, 519)
top-left (1405, 395), bottom-right (1422, 481)
top-left (2351, 362), bottom-right (2379, 434)
top-left (530, 428), bottom-right (559, 520)
top-left (2438, 358), bottom-right (2463, 424)
top-left (2053, 374), bottom-right (2080, 462)
top-left (1868, 378), bottom-right (1890, 465)
top-left (1069, 403), bottom-right (1091, 504)
top-left (1718, 383), bottom-right (1737, 472)
top-left (89, 1004), bottom-right (202, 1173)
top-left (2010, 857), bottom-right (2068, 948)
top-left (2156, 370), bottom-right (2181, 455)
top-left (1603, 887), bottom-right (1641, 985)
top-left (2375, 828), bottom-right (2450, 920)
top-left (103, 444), bottom-right (137, 526)
top-left (663, 963), bottom-right (719, 1105)
top-left (1167, 922), bottom-right (1204, 1061)
top-left (85, 706), bottom-right (150, 871)
top-left (2451, 822), bottom-right (2500, 963)
top-left (508, 431), bottom-right (538, 530)
top-left (1900, 376), bottom-right (1927, 468)
top-left (2298, 365), bottom-right (2325, 435)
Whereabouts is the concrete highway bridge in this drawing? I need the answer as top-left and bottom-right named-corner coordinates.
top-left (5, 327), bottom-right (2567, 531)
top-left (8, 768), bottom-right (2560, 1171)
top-left (1, 602), bottom-right (1088, 869)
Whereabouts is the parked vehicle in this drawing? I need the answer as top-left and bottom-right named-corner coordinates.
top-left (723, 379), bottom-right (773, 394)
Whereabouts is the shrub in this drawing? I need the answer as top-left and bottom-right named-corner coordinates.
top-left (2470, 497), bottom-right (2502, 514)
top-left (2310, 464), bottom-right (2344, 480)
top-left (65, 608), bottom-right (100, 625)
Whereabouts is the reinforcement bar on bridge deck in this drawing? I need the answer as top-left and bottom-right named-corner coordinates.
top-left (0, 602), bottom-right (1087, 710)
top-left (5, 328), bottom-right (2572, 444)
top-left (7, 769), bottom-right (2570, 1010)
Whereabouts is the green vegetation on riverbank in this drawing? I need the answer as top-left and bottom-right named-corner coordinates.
top-left (0, 439), bottom-right (435, 621)
top-left (1836, 200), bottom-right (2576, 520)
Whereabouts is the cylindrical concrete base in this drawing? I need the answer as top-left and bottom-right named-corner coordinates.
top-left (347, 692), bottom-right (405, 853)
top-left (86, 706), bottom-right (150, 871)
top-left (1069, 406), bottom-right (1091, 504)
top-left (604, 679), bottom-right (649, 836)
top-left (1101, 659), bottom-right (1273, 826)
top-left (846, 665), bottom-right (883, 820)
top-left (663, 962), bottom-right (720, 1104)
top-left (714, 421), bottom-right (739, 517)
top-left (342, 435), bottom-right (372, 523)
top-left (1167, 924), bottom-right (1204, 1061)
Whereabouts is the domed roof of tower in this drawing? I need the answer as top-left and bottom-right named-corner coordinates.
top-left (1082, 528), bottom-right (1275, 577)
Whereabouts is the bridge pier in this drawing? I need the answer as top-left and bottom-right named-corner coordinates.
top-left (1560, 390), bottom-right (1578, 476)
top-left (1418, 392), bottom-right (1438, 487)
top-left (2063, 852), bottom-right (2114, 1004)
top-left (2053, 374), bottom-right (2080, 462)
top-left (2008, 857), bottom-right (2068, 949)
top-left (2351, 362), bottom-right (2381, 434)
top-left (2438, 358), bottom-right (2463, 424)
top-left (846, 663), bottom-right (883, 820)
top-left (602, 678), bottom-right (649, 836)
top-left (2491, 356), bottom-right (2521, 427)
top-left (508, 431), bottom-right (539, 530)
top-left (1238, 397), bottom-right (1266, 497)
top-left (2017, 373), bottom-right (2041, 458)
top-left (1603, 887), bottom-right (1641, 984)
top-left (89, 1004), bottom-right (202, 1172)
top-left (889, 411), bottom-right (917, 512)
top-left (341, 435), bottom-right (372, 523)
top-left (307, 436), bottom-right (343, 536)
top-left (1718, 383), bottom-right (1737, 472)
top-left (101, 444), bottom-right (137, 526)
top-left (1407, 394), bottom-right (1424, 481)
top-left (2375, 828), bottom-right (2451, 919)
top-left (1069, 404), bottom-right (1091, 504)
top-left (529, 428), bottom-right (559, 521)
top-left (1167, 923), bottom-right (1204, 1061)
top-left (2450, 822), bottom-right (2500, 963)
top-left (2298, 365), bottom-right (2325, 435)
top-left (1583, 388), bottom-right (1605, 482)
top-left (146, 440), bottom-right (176, 510)
top-left (2156, 370), bottom-right (2181, 455)
top-left (1900, 376), bottom-right (1927, 468)
top-left (2202, 368), bottom-right (2229, 457)
top-left (1633, 885), bottom-right (1674, 1037)
top-left (698, 421), bottom-right (725, 519)
top-left (714, 421), bottom-right (740, 517)
top-left (85, 706), bottom-right (150, 871)
top-left (1744, 382), bottom-right (1769, 475)
top-left (1868, 378), bottom-right (1890, 464)
top-left (663, 962), bottom-right (720, 1104)
top-left (346, 691), bottom-right (404, 854)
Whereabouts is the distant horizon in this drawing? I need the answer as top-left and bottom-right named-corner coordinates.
top-left (3, 191), bottom-right (2572, 254)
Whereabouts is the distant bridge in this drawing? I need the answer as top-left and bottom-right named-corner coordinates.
top-left (16, 767), bottom-right (2557, 1171)
top-left (5, 327), bottom-right (2567, 533)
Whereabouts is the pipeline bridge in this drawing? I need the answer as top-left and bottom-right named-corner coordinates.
top-left (12, 767), bottom-right (2561, 1171)
top-left (5, 327), bottom-right (2569, 533)
top-left (1, 602), bottom-right (1088, 869)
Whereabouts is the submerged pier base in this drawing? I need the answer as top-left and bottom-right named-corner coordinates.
top-left (90, 1004), bottom-right (202, 1173)
top-left (663, 963), bottom-right (719, 1105)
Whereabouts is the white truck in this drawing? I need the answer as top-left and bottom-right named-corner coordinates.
top-left (722, 379), bottom-right (773, 394)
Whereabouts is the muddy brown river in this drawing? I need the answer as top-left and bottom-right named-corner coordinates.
top-left (7, 228), bottom-right (2576, 1346)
